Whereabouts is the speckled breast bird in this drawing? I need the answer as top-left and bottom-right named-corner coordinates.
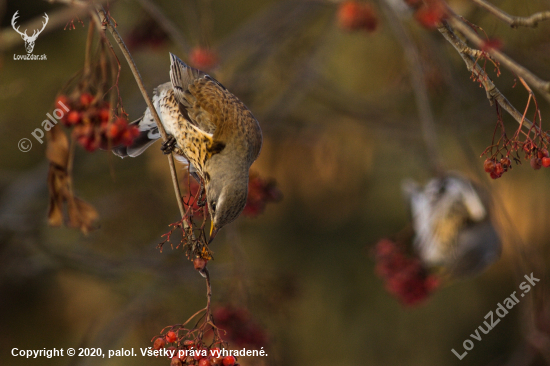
top-left (114, 53), bottom-right (262, 239)
top-left (402, 174), bottom-right (501, 278)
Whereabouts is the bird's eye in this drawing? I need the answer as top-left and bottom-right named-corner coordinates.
top-left (211, 202), bottom-right (216, 211)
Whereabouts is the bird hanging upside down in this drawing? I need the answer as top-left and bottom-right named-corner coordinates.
top-left (113, 53), bottom-right (263, 241)
top-left (402, 174), bottom-right (501, 278)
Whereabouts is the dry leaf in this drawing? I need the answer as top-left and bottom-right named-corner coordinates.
top-left (46, 125), bottom-right (99, 233)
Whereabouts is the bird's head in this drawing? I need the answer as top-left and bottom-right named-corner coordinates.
top-left (204, 163), bottom-right (248, 242)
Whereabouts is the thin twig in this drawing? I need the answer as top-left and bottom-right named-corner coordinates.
top-left (94, 7), bottom-right (186, 219)
top-left (437, 20), bottom-right (547, 138)
top-left (469, 0), bottom-right (550, 28)
top-left (381, 0), bottom-right (445, 175)
top-left (446, 9), bottom-right (550, 104)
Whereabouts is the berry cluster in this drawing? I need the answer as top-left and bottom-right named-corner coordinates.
top-left (56, 93), bottom-right (139, 152)
top-left (484, 148), bottom-right (550, 179)
top-left (405, 0), bottom-right (447, 29)
top-left (483, 157), bottom-right (511, 179)
top-left (213, 306), bottom-right (268, 348)
top-left (337, 1), bottom-right (378, 33)
top-left (153, 333), bottom-right (238, 366)
top-left (374, 239), bottom-right (439, 306)
top-left (190, 47), bottom-right (219, 71)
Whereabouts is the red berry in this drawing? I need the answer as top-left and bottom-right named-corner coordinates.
top-left (80, 93), bottom-right (94, 107)
top-left (56, 95), bottom-right (70, 109)
top-left (153, 337), bottom-right (166, 350)
top-left (543, 157), bottom-right (550, 168)
top-left (414, 1), bottom-right (447, 29)
top-left (190, 47), bottom-right (219, 70)
top-left (184, 340), bottom-right (194, 347)
top-left (494, 163), bottom-right (504, 176)
top-left (538, 149), bottom-right (549, 159)
top-left (337, 1), bottom-right (378, 32)
top-left (66, 111), bottom-right (81, 125)
top-left (99, 108), bottom-right (110, 122)
top-left (170, 356), bottom-right (183, 366)
top-left (531, 157), bottom-right (542, 170)
top-left (199, 358), bottom-right (212, 366)
top-left (166, 331), bottom-right (178, 343)
top-left (490, 171), bottom-right (501, 180)
top-left (500, 157), bottom-right (511, 168)
top-left (193, 257), bottom-right (208, 271)
top-left (211, 357), bottom-right (223, 365)
top-left (483, 158), bottom-right (495, 173)
top-left (222, 356), bottom-right (236, 366)
top-left (107, 124), bottom-right (121, 139)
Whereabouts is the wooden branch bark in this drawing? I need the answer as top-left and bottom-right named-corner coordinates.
top-left (437, 20), bottom-right (543, 135)
top-left (446, 9), bottom-right (550, 104)
top-left (94, 7), bottom-right (186, 219)
top-left (469, 0), bottom-right (550, 28)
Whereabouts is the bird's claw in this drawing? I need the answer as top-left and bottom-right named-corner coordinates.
top-left (161, 135), bottom-right (177, 154)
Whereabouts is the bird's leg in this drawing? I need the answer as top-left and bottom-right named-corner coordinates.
top-left (161, 135), bottom-right (177, 154)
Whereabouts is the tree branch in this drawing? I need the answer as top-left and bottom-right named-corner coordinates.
top-left (437, 20), bottom-right (544, 136)
top-left (446, 9), bottom-right (550, 104)
top-left (93, 7), bottom-right (186, 219)
top-left (469, 0), bottom-right (550, 28)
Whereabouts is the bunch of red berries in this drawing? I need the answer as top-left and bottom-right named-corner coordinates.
top-left (484, 148), bottom-right (550, 179)
top-left (374, 239), bottom-right (439, 306)
top-left (404, 0), bottom-right (448, 29)
top-left (213, 306), bottom-right (268, 348)
top-left (531, 148), bottom-right (550, 170)
top-left (153, 333), bottom-right (238, 366)
top-left (337, 1), bottom-right (378, 33)
top-left (483, 156), bottom-right (512, 179)
top-left (243, 172), bottom-right (283, 218)
top-left (189, 47), bottom-right (219, 71)
top-left (56, 93), bottom-right (139, 152)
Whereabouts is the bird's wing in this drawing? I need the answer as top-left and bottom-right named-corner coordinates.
top-left (169, 53), bottom-right (262, 159)
top-left (169, 53), bottom-right (219, 135)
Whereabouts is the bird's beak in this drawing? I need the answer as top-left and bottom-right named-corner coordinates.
top-left (209, 222), bottom-right (219, 244)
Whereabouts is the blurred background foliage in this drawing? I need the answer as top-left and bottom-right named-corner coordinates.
top-left (1, 0), bottom-right (550, 365)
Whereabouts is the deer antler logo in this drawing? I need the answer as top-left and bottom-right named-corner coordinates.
top-left (11, 11), bottom-right (49, 54)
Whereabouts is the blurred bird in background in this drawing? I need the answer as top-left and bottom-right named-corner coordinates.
top-left (113, 53), bottom-right (263, 239)
top-left (402, 174), bottom-right (501, 278)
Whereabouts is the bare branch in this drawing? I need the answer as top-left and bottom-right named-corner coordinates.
top-left (437, 21), bottom-right (545, 137)
top-left (446, 9), bottom-right (550, 104)
top-left (469, 0), bottom-right (550, 28)
top-left (93, 7), bottom-right (187, 220)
